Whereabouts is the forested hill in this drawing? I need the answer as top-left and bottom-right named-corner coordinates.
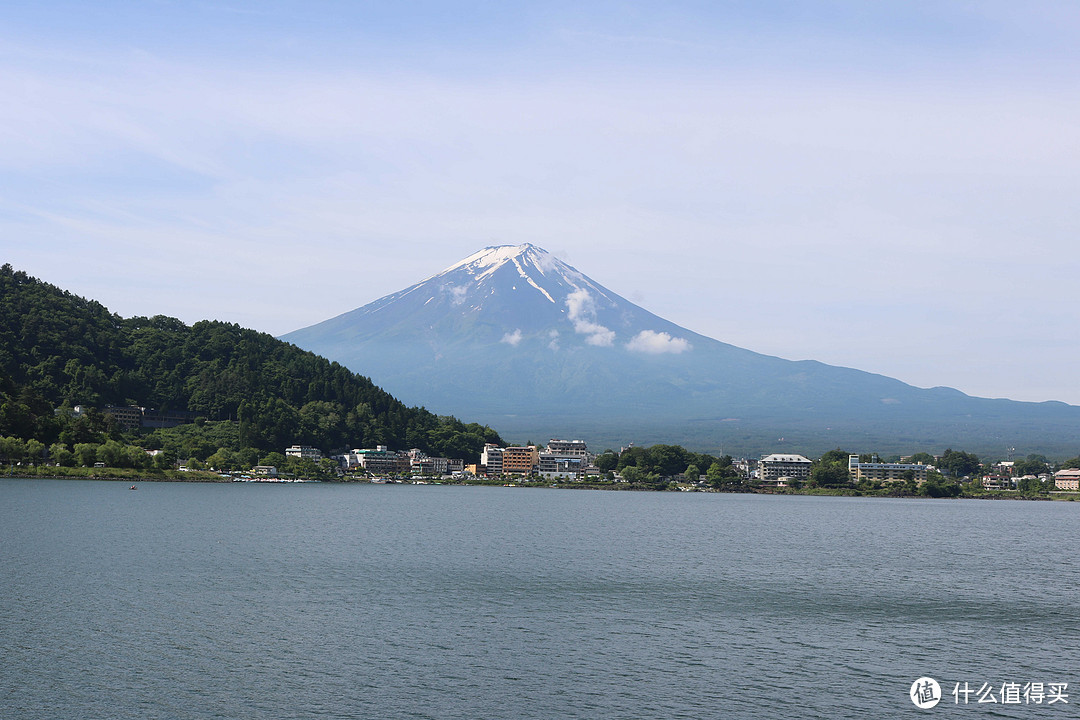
top-left (0, 264), bottom-right (502, 460)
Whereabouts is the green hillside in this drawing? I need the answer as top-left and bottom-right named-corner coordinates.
top-left (0, 264), bottom-right (502, 465)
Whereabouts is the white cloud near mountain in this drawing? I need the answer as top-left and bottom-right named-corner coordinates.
top-left (565, 288), bottom-right (615, 346)
top-left (446, 285), bottom-right (468, 306)
top-left (501, 329), bottom-right (523, 346)
top-left (627, 330), bottom-right (691, 355)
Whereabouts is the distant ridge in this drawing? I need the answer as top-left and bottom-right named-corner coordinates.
top-left (283, 245), bottom-right (1080, 456)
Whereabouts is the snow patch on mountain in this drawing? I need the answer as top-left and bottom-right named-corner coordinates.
top-left (627, 330), bottom-right (692, 355)
top-left (565, 288), bottom-right (615, 346)
top-left (517, 262), bottom-right (555, 302)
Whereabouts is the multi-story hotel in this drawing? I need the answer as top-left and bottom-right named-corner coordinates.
top-left (501, 446), bottom-right (539, 475)
top-left (758, 453), bottom-right (812, 483)
top-left (848, 455), bottom-right (929, 484)
top-left (481, 444), bottom-right (504, 475)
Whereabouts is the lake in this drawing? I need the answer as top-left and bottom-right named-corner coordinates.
top-left (2, 479), bottom-right (1077, 718)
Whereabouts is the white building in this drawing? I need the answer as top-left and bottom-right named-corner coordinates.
top-left (286, 445), bottom-right (322, 461)
top-left (759, 453), bottom-right (812, 484)
top-left (481, 444), bottom-right (504, 475)
top-left (351, 446), bottom-right (405, 475)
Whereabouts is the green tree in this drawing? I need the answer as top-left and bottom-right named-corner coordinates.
top-left (938, 449), bottom-right (980, 477)
top-left (1017, 475), bottom-right (1044, 495)
top-left (921, 471), bottom-right (960, 497)
top-left (73, 442), bottom-right (98, 467)
top-left (1059, 456), bottom-right (1080, 470)
top-left (812, 449), bottom-right (852, 488)
top-left (1013, 455), bottom-right (1049, 477)
top-left (96, 439), bottom-right (126, 467)
top-left (594, 450), bottom-right (618, 472)
top-left (24, 439), bottom-right (45, 463)
top-left (0, 436), bottom-right (26, 462)
top-left (206, 448), bottom-right (237, 471)
top-left (125, 444), bottom-right (150, 469)
top-left (49, 442), bottom-right (75, 467)
top-left (259, 451), bottom-right (287, 468)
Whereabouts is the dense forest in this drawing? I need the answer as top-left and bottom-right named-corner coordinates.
top-left (0, 264), bottom-right (502, 466)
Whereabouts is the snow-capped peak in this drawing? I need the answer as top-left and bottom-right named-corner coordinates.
top-left (437, 244), bottom-right (554, 280)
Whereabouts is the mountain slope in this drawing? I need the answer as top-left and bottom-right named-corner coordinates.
top-left (0, 264), bottom-right (501, 460)
top-left (282, 245), bottom-right (1080, 456)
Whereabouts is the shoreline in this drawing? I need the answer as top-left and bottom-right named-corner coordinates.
top-left (7, 471), bottom-right (1078, 501)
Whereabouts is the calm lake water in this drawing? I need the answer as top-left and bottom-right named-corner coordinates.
top-left (2, 479), bottom-right (1077, 719)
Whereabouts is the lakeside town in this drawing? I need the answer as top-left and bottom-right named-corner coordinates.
top-left (256, 440), bottom-right (1080, 495)
top-left (7, 403), bottom-right (1078, 498)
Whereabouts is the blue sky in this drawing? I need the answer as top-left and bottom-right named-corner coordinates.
top-left (3, 1), bottom-right (1079, 404)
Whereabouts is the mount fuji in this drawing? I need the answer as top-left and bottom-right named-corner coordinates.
top-left (282, 244), bottom-right (1080, 455)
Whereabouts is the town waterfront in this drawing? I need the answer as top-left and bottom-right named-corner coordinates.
top-left (2, 479), bottom-right (1077, 719)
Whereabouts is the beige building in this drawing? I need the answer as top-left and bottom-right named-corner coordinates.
top-left (501, 446), bottom-right (539, 475)
top-left (848, 455), bottom-right (929, 484)
top-left (1055, 469), bottom-right (1080, 491)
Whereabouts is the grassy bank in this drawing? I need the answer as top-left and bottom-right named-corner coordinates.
top-left (2, 465), bottom-right (230, 482)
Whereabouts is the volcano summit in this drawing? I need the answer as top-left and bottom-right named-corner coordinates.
top-left (282, 244), bottom-right (1080, 455)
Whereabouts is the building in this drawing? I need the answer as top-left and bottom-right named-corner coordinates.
top-left (1055, 468), bottom-right (1080, 491)
top-left (545, 439), bottom-right (589, 458)
top-left (351, 446), bottom-right (406, 475)
top-left (537, 454), bottom-right (584, 480)
top-left (286, 445), bottom-right (323, 461)
top-left (481, 444), bottom-right (504, 475)
top-left (848, 455), bottom-right (929, 484)
top-left (537, 439), bottom-right (590, 480)
top-left (758, 454), bottom-right (812, 484)
top-left (102, 405), bottom-right (143, 432)
top-left (501, 446), bottom-right (539, 475)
